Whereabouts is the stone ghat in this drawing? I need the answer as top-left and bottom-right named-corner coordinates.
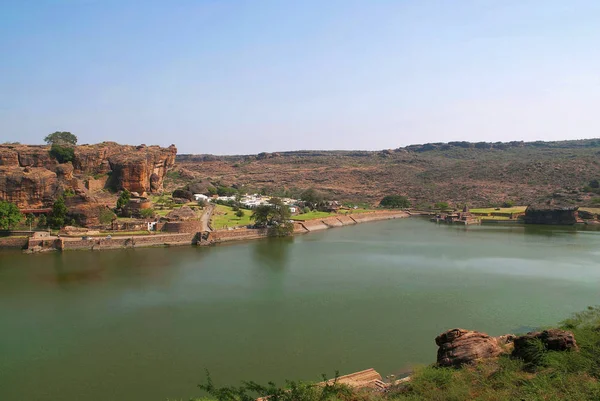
top-left (295, 211), bottom-right (409, 232)
top-left (207, 210), bottom-right (409, 244)
top-left (56, 233), bottom-right (196, 251)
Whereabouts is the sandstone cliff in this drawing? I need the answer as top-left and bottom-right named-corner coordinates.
top-left (0, 142), bottom-right (176, 208)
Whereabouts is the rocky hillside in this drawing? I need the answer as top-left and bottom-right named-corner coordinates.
top-left (175, 138), bottom-right (600, 207)
top-left (0, 142), bottom-right (176, 208)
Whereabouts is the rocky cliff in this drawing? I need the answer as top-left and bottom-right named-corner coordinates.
top-left (0, 142), bottom-right (176, 208)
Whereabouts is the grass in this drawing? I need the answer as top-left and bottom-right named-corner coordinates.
top-left (186, 307), bottom-right (600, 401)
top-left (580, 207), bottom-right (600, 214)
top-left (470, 206), bottom-right (527, 214)
top-left (480, 216), bottom-right (512, 221)
top-left (339, 208), bottom-right (372, 215)
top-left (290, 211), bottom-right (336, 221)
top-left (211, 204), bottom-right (253, 229)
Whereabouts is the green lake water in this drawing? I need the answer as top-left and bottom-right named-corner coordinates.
top-left (1, 218), bottom-right (600, 400)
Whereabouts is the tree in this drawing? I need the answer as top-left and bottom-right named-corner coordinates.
top-left (300, 188), bottom-right (325, 210)
top-left (251, 197), bottom-right (293, 237)
top-left (379, 195), bottom-right (410, 209)
top-left (44, 131), bottom-right (77, 146)
top-left (235, 209), bottom-right (245, 218)
top-left (25, 213), bottom-right (35, 230)
top-left (0, 201), bottom-right (23, 230)
top-left (116, 189), bottom-right (131, 211)
top-left (48, 196), bottom-right (68, 229)
top-left (49, 144), bottom-right (75, 163)
top-left (98, 208), bottom-right (116, 224)
top-left (37, 214), bottom-right (47, 228)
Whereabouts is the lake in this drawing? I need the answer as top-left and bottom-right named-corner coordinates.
top-left (1, 218), bottom-right (599, 400)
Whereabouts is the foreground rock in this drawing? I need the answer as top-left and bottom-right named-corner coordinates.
top-left (436, 328), bottom-right (515, 367)
top-left (512, 329), bottom-right (578, 358)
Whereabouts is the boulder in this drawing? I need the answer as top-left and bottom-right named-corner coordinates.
top-left (512, 329), bottom-right (577, 358)
top-left (435, 328), bottom-right (514, 367)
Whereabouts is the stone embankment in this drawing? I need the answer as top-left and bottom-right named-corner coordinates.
top-left (207, 210), bottom-right (408, 244)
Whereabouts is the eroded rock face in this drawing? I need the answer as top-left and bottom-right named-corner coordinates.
top-left (0, 167), bottom-right (58, 208)
top-left (108, 145), bottom-right (176, 193)
top-left (513, 329), bottom-right (578, 358)
top-left (436, 328), bottom-right (514, 367)
top-left (0, 143), bottom-right (177, 208)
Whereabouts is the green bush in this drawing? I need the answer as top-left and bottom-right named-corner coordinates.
top-left (140, 208), bottom-right (155, 219)
top-left (434, 201), bottom-right (449, 210)
top-left (49, 144), bottom-right (75, 163)
top-left (380, 195), bottom-right (410, 208)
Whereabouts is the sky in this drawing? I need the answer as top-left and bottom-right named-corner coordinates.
top-left (1, 0), bottom-right (600, 154)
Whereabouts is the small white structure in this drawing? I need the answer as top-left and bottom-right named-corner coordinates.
top-left (194, 194), bottom-right (209, 202)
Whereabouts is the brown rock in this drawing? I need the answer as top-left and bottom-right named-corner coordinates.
top-left (55, 162), bottom-right (74, 180)
top-left (436, 328), bottom-right (514, 367)
top-left (17, 146), bottom-right (57, 169)
top-left (513, 329), bottom-right (577, 358)
top-left (108, 145), bottom-right (176, 193)
top-left (0, 166), bottom-right (58, 208)
top-left (0, 147), bottom-right (19, 166)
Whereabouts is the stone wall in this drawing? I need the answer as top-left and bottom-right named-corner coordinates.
top-left (0, 237), bottom-right (29, 249)
top-left (161, 220), bottom-right (202, 233)
top-left (207, 228), bottom-right (268, 243)
top-left (61, 233), bottom-right (196, 251)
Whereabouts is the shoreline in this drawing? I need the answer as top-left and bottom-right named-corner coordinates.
top-left (1, 210), bottom-right (410, 253)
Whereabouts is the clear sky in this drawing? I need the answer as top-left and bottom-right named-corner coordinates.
top-left (1, 0), bottom-right (599, 154)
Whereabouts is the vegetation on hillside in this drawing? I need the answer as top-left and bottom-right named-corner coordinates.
top-left (190, 307), bottom-right (600, 401)
top-left (0, 201), bottom-right (23, 230)
top-left (175, 138), bottom-right (600, 207)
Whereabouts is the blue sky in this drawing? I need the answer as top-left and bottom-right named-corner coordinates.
top-left (1, 0), bottom-right (599, 154)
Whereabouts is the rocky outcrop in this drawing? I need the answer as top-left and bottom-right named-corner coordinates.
top-left (513, 329), bottom-right (578, 358)
top-left (0, 166), bottom-right (58, 208)
top-left (524, 204), bottom-right (579, 225)
top-left (0, 143), bottom-right (177, 208)
top-left (435, 328), bottom-right (514, 367)
top-left (107, 144), bottom-right (177, 193)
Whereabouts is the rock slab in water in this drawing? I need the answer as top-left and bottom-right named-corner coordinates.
top-left (435, 328), bottom-right (514, 367)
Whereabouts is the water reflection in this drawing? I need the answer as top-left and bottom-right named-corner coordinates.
top-left (252, 237), bottom-right (293, 271)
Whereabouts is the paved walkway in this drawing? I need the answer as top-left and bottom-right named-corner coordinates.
top-left (199, 203), bottom-right (214, 232)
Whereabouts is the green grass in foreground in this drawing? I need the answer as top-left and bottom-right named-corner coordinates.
top-left (186, 307), bottom-right (600, 401)
top-left (211, 204), bottom-right (253, 229)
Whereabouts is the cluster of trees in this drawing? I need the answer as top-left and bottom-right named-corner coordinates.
top-left (379, 195), bottom-right (410, 209)
top-left (0, 201), bottom-right (22, 230)
top-left (251, 197), bottom-right (293, 237)
top-left (45, 131), bottom-right (77, 164)
top-left (583, 179), bottom-right (600, 194)
top-left (0, 196), bottom-right (74, 231)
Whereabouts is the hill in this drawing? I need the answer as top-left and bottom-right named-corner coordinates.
top-left (173, 138), bottom-right (600, 207)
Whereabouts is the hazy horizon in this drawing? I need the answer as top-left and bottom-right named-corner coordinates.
top-left (2, 1), bottom-right (600, 154)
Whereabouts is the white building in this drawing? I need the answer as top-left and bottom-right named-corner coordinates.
top-left (193, 194), bottom-right (210, 202)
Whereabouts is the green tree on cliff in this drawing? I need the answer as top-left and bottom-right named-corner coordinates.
top-left (48, 196), bottom-right (68, 229)
top-left (44, 131), bottom-right (78, 146)
top-left (116, 189), bottom-right (131, 211)
top-left (0, 201), bottom-right (23, 230)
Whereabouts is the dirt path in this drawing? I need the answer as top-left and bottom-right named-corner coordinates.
top-left (200, 203), bottom-right (214, 232)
